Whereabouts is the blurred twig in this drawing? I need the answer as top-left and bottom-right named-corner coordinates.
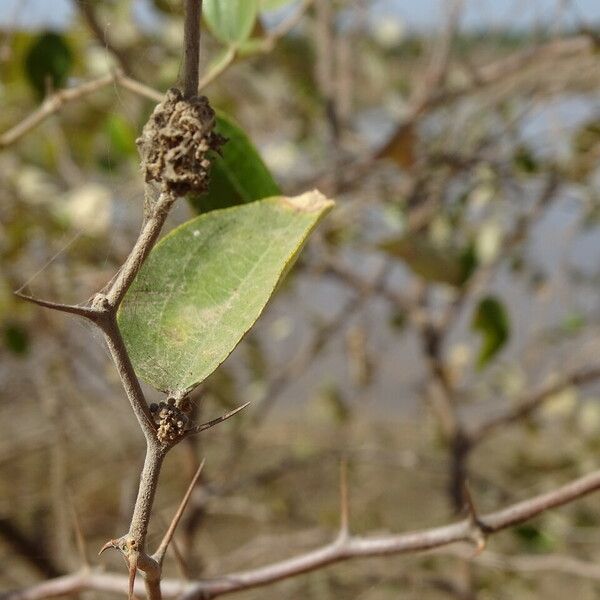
top-left (0, 70), bottom-right (162, 150)
top-left (7, 465), bottom-right (600, 599)
top-left (73, 0), bottom-right (133, 74)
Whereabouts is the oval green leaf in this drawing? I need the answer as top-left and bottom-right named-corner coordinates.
top-left (471, 296), bottom-right (510, 369)
top-left (204, 0), bottom-right (258, 44)
top-left (188, 112), bottom-right (280, 213)
top-left (118, 192), bottom-right (334, 394)
top-left (24, 32), bottom-right (73, 100)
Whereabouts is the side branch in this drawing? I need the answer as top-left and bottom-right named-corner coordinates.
top-left (470, 365), bottom-right (600, 444)
top-left (0, 72), bottom-right (116, 148)
top-left (0, 72), bottom-right (163, 149)
top-left (9, 467), bottom-right (600, 600)
top-left (182, 466), bottom-right (600, 598)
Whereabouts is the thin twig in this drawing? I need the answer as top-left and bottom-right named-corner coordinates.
top-left (104, 191), bottom-right (176, 309)
top-left (67, 494), bottom-right (90, 569)
top-left (0, 71), bottom-right (164, 149)
top-left (119, 75), bottom-right (163, 102)
top-left (338, 458), bottom-right (350, 540)
top-left (0, 72), bottom-right (117, 148)
top-left (154, 460), bottom-right (206, 565)
top-left (469, 365), bottom-right (600, 444)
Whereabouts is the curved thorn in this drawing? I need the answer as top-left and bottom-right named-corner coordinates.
top-left (98, 539), bottom-right (117, 556)
top-left (189, 401), bottom-right (251, 435)
top-left (128, 555), bottom-right (138, 600)
top-left (14, 290), bottom-right (98, 321)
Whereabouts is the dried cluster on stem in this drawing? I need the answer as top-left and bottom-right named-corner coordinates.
top-left (137, 87), bottom-right (225, 197)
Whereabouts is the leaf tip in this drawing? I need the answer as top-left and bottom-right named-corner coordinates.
top-left (280, 190), bottom-right (335, 214)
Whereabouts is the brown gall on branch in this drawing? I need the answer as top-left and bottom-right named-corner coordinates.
top-left (137, 88), bottom-right (225, 198)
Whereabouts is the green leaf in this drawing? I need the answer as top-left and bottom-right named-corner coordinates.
top-left (513, 524), bottom-right (555, 553)
top-left (513, 145), bottom-right (539, 175)
top-left (471, 296), bottom-right (510, 369)
top-left (3, 322), bottom-right (29, 356)
top-left (204, 0), bottom-right (258, 44)
top-left (379, 234), bottom-right (473, 287)
top-left (24, 32), bottom-right (73, 100)
top-left (188, 112), bottom-right (280, 213)
top-left (118, 192), bottom-right (334, 393)
top-left (99, 114), bottom-right (138, 170)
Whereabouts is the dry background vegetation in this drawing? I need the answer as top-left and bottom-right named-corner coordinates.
top-left (1, 0), bottom-right (600, 598)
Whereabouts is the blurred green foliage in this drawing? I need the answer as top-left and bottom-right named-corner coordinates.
top-left (24, 32), bottom-right (74, 99)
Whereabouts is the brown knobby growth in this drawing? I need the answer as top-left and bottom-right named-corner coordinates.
top-left (137, 87), bottom-right (225, 197)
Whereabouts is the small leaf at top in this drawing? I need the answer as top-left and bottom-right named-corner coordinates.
top-left (471, 296), bottom-right (510, 369)
top-left (188, 112), bottom-right (280, 213)
top-left (118, 192), bottom-right (334, 394)
top-left (204, 0), bottom-right (258, 44)
top-left (24, 32), bottom-right (73, 100)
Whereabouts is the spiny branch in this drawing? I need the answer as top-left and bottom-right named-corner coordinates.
top-left (13, 291), bottom-right (99, 321)
top-left (7, 465), bottom-right (600, 600)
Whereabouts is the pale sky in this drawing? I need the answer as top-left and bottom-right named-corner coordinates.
top-left (0, 0), bottom-right (599, 31)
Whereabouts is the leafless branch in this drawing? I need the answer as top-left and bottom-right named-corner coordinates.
top-left (7, 466), bottom-right (600, 600)
top-left (0, 72), bottom-right (117, 148)
top-left (0, 70), bottom-right (163, 149)
top-left (469, 365), bottom-right (600, 445)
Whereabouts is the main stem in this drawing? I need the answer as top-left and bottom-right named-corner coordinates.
top-left (130, 443), bottom-right (166, 547)
top-left (183, 0), bottom-right (202, 98)
top-left (100, 315), bottom-right (156, 441)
